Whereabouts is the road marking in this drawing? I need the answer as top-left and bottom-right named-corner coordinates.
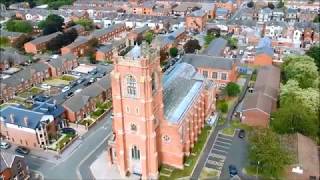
top-left (211, 154), bottom-right (226, 160)
top-left (212, 148), bottom-right (228, 154)
top-left (214, 144), bottom-right (230, 149)
top-left (215, 140), bottom-right (232, 146)
top-left (217, 136), bottom-right (233, 142)
top-left (76, 133), bottom-right (112, 180)
top-left (207, 160), bottom-right (224, 167)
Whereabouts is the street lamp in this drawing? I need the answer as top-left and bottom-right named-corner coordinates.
top-left (256, 161), bottom-right (260, 180)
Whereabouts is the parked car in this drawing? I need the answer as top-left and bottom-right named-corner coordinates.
top-left (228, 165), bottom-right (238, 177)
top-left (60, 128), bottom-right (76, 136)
top-left (74, 89), bottom-right (82, 94)
top-left (0, 141), bottom-right (11, 149)
top-left (41, 83), bottom-right (51, 89)
top-left (15, 146), bottom-right (30, 155)
top-left (84, 81), bottom-right (92, 86)
top-left (61, 86), bottom-right (70, 93)
top-left (70, 82), bottom-right (77, 88)
top-left (65, 91), bottom-right (74, 98)
top-left (89, 77), bottom-right (96, 83)
top-left (238, 129), bottom-right (245, 139)
top-left (90, 69), bottom-right (98, 75)
top-left (77, 78), bottom-right (85, 84)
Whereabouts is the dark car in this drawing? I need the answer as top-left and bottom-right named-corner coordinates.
top-left (84, 81), bottom-right (92, 86)
top-left (229, 165), bottom-right (238, 177)
top-left (65, 91), bottom-right (74, 99)
top-left (238, 129), bottom-right (245, 139)
top-left (15, 146), bottom-right (30, 155)
top-left (77, 78), bottom-right (85, 84)
top-left (60, 128), bottom-right (76, 136)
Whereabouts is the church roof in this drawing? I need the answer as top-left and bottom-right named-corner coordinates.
top-left (163, 63), bottom-right (205, 124)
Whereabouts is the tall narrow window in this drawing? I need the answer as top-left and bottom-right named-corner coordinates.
top-left (151, 73), bottom-right (156, 92)
top-left (127, 75), bottom-right (137, 96)
top-left (131, 146), bottom-right (140, 160)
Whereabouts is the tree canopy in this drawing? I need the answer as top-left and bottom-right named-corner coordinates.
top-left (74, 18), bottom-right (94, 30)
top-left (248, 128), bottom-right (292, 179)
top-left (227, 37), bottom-right (238, 50)
top-left (247, 1), bottom-right (254, 8)
top-left (267, 2), bottom-right (275, 9)
top-left (313, 14), bottom-right (320, 23)
top-left (0, 37), bottom-right (9, 47)
top-left (46, 28), bottom-right (78, 52)
top-left (5, 19), bottom-right (33, 33)
top-left (183, 39), bottom-right (201, 53)
top-left (281, 55), bottom-right (318, 88)
top-left (38, 14), bottom-right (64, 35)
top-left (144, 31), bottom-right (154, 44)
top-left (12, 34), bottom-right (33, 50)
top-left (306, 45), bottom-right (320, 70)
top-left (169, 47), bottom-right (178, 57)
top-left (225, 82), bottom-right (241, 97)
top-left (277, 0), bottom-right (284, 8)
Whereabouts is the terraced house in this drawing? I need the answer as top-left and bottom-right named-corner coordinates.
top-left (24, 32), bottom-right (62, 54)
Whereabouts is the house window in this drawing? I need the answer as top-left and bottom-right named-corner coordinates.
top-left (221, 73), bottom-right (227, 80)
top-left (151, 73), bottom-right (156, 92)
top-left (130, 124), bottom-right (137, 132)
top-left (203, 71), bottom-right (208, 78)
top-left (126, 75), bottom-right (137, 96)
top-left (212, 72), bottom-right (217, 79)
top-left (131, 146), bottom-right (140, 160)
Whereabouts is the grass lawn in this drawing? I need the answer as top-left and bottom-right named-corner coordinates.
top-left (50, 134), bottom-right (76, 151)
top-left (44, 78), bottom-right (70, 86)
top-left (79, 118), bottom-right (95, 126)
top-left (217, 117), bottom-right (226, 126)
top-left (159, 126), bottom-right (212, 179)
top-left (222, 120), bottom-right (253, 136)
top-left (18, 87), bottom-right (43, 98)
top-left (90, 108), bottom-right (106, 118)
top-left (61, 74), bottom-right (76, 81)
top-left (199, 167), bottom-right (220, 179)
top-left (8, 98), bottom-right (33, 109)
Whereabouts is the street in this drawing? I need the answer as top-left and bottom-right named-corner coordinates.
top-left (26, 112), bottom-right (113, 179)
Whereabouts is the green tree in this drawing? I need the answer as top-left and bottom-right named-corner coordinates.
top-left (217, 100), bottom-right (228, 113)
top-left (282, 55), bottom-right (318, 88)
top-left (74, 18), bottom-right (94, 30)
top-left (306, 45), bottom-right (320, 70)
top-left (313, 14), bottom-right (320, 23)
top-left (12, 34), bottom-right (32, 50)
top-left (0, 37), bottom-right (9, 47)
top-left (38, 14), bottom-right (64, 35)
top-left (144, 31), bottom-right (154, 44)
top-left (169, 47), bottom-right (178, 57)
top-left (183, 39), bottom-right (201, 53)
top-left (225, 82), bottom-right (241, 97)
top-left (204, 33), bottom-right (215, 46)
top-left (227, 37), bottom-right (238, 50)
top-left (277, 0), bottom-right (284, 8)
top-left (247, 1), bottom-right (254, 8)
top-left (248, 128), bottom-right (292, 179)
top-left (5, 19), bottom-right (33, 33)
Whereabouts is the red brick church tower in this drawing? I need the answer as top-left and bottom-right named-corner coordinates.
top-left (108, 43), bottom-right (163, 179)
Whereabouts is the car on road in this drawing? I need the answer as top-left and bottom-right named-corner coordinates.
top-left (90, 69), bottom-right (98, 75)
top-left (61, 86), bottom-right (70, 93)
top-left (89, 77), bottom-right (96, 83)
top-left (65, 91), bottom-right (74, 99)
top-left (15, 146), bottom-right (30, 155)
top-left (238, 129), bottom-right (245, 139)
top-left (229, 165), bottom-right (238, 177)
top-left (41, 83), bottom-right (51, 89)
top-left (84, 81), bottom-right (92, 86)
top-left (0, 141), bottom-right (11, 149)
top-left (77, 78), bottom-right (85, 84)
top-left (60, 128), bottom-right (76, 136)
top-left (74, 89), bottom-right (83, 94)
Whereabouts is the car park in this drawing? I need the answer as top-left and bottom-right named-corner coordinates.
top-left (0, 141), bottom-right (11, 149)
top-left (61, 86), bottom-right (70, 93)
top-left (238, 129), bottom-right (245, 138)
top-left (15, 146), bottom-right (30, 155)
top-left (228, 165), bottom-right (238, 177)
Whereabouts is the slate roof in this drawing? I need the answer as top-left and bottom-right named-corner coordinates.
top-left (202, 37), bottom-right (228, 56)
top-left (0, 106), bottom-right (53, 129)
top-left (97, 44), bottom-right (113, 53)
top-left (28, 32), bottom-right (62, 45)
top-left (63, 75), bottom-right (111, 112)
top-left (32, 99), bottom-right (64, 118)
top-left (0, 29), bottom-right (23, 38)
top-left (162, 63), bottom-right (205, 123)
top-left (242, 65), bottom-right (280, 114)
top-left (63, 36), bottom-right (89, 49)
top-left (181, 54), bottom-right (235, 70)
top-left (132, 25), bottom-right (150, 34)
top-left (91, 23), bottom-right (125, 39)
top-left (0, 151), bottom-right (20, 172)
top-left (256, 37), bottom-right (274, 56)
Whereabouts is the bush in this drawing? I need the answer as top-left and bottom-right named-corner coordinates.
top-left (225, 82), bottom-right (241, 97)
top-left (169, 47), bottom-right (178, 57)
top-left (91, 108), bottom-right (105, 117)
top-left (5, 19), bottom-right (33, 33)
top-left (61, 75), bottom-right (75, 81)
top-left (217, 100), bottom-right (228, 113)
top-left (0, 37), bottom-right (9, 47)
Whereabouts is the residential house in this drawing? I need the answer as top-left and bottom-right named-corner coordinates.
top-left (185, 9), bottom-right (207, 32)
top-left (24, 32), bottom-right (62, 54)
top-left (0, 151), bottom-right (29, 180)
top-left (240, 8), bottom-right (258, 21)
top-left (45, 53), bottom-right (78, 77)
top-left (182, 54), bottom-right (238, 88)
top-left (0, 106), bottom-right (56, 150)
top-left (258, 7), bottom-right (272, 22)
top-left (215, 8), bottom-right (230, 20)
top-left (90, 23), bottom-right (126, 44)
top-left (127, 25), bottom-right (150, 46)
top-left (254, 37), bottom-right (274, 66)
top-left (0, 30), bottom-right (23, 44)
top-left (202, 37), bottom-right (228, 57)
top-left (8, 2), bottom-right (30, 10)
top-left (0, 51), bottom-right (26, 71)
top-left (0, 63), bottom-right (49, 102)
top-left (130, 1), bottom-right (155, 15)
top-left (264, 21), bottom-right (287, 39)
top-left (63, 75), bottom-right (112, 122)
top-left (64, 24), bottom-right (86, 36)
top-left (172, 2), bottom-right (199, 17)
top-left (285, 8), bottom-right (299, 22)
top-left (96, 38), bottom-right (127, 62)
top-left (240, 65), bottom-right (280, 127)
top-left (271, 9), bottom-right (285, 21)
top-left (61, 36), bottom-right (90, 56)
top-left (281, 133), bottom-right (320, 180)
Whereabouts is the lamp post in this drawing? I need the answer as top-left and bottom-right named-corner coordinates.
top-left (256, 161), bottom-right (260, 180)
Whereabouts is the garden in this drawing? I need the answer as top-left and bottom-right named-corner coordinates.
top-left (17, 87), bottom-right (43, 99)
top-left (44, 75), bottom-right (76, 86)
top-left (48, 133), bottom-right (76, 152)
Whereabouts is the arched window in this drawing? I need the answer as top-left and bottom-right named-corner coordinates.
top-left (131, 123), bottom-right (137, 132)
top-left (131, 146), bottom-right (140, 160)
top-left (126, 75), bottom-right (137, 96)
top-left (151, 73), bottom-right (156, 92)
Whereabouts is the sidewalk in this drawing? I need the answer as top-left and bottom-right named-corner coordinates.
top-left (90, 151), bottom-right (140, 180)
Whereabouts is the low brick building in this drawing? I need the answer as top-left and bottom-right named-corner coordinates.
top-left (240, 65), bottom-right (280, 127)
top-left (61, 36), bottom-right (90, 56)
top-left (63, 75), bottom-right (112, 122)
top-left (0, 30), bottom-right (23, 44)
top-left (45, 53), bottom-right (78, 77)
top-left (0, 151), bottom-right (29, 180)
top-left (96, 39), bottom-right (127, 62)
top-left (90, 23), bottom-right (126, 44)
top-left (185, 9), bottom-right (207, 32)
top-left (254, 37), bottom-right (274, 66)
top-left (24, 32), bottom-right (62, 54)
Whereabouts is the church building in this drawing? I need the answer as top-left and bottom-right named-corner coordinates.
top-left (107, 43), bottom-right (216, 179)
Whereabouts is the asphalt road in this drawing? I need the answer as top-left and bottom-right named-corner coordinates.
top-left (27, 112), bottom-right (113, 180)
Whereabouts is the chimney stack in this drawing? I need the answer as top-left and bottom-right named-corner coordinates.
top-left (23, 117), bottom-right (29, 127)
top-left (9, 114), bottom-right (15, 124)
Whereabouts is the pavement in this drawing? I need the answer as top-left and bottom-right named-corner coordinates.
top-left (23, 112), bottom-right (113, 179)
